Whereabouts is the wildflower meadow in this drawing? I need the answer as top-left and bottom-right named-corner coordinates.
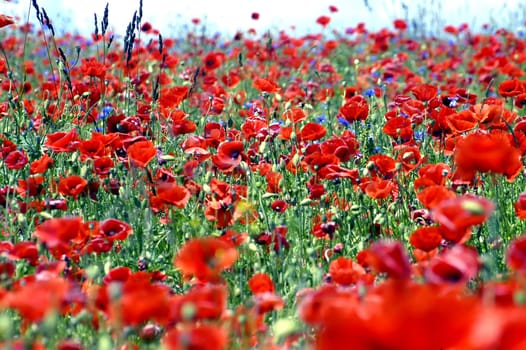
top-left (1, 1), bottom-right (526, 349)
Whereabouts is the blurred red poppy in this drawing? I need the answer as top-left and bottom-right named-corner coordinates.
top-left (363, 179), bottom-right (396, 200)
top-left (253, 292), bottom-right (285, 314)
top-left (169, 284), bottom-right (227, 322)
top-left (127, 140), bottom-right (157, 168)
top-left (339, 95), bottom-right (369, 123)
top-left (30, 154), bottom-right (54, 174)
top-left (0, 15), bottom-right (15, 28)
top-left (4, 150), bottom-right (28, 170)
top-left (316, 16), bottom-right (331, 27)
top-left (270, 199), bottom-right (288, 213)
top-left (365, 240), bottom-right (411, 280)
top-left (45, 129), bottom-right (80, 153)
top-left (248, 273), bottom-right (275, 294)
top-left (300, 122), bottom-right (327, 141)
top-left (431, 195), bottom-right (494, 243)
top-left (5, 277), bottom-right (71, 323)
top-left (393, 19), bottom-right (407, 30)
top-left (202, 51), bottom-right (224, 70)
top-left (58, 175), bottom-right (88, 199)
top-left (445, 110), bottom-right (477, 134)
top-left (98, 218), bottom-right (133, 241)
top-left (414, 163), bottom-right (450, 190)
top-left (163, 325), bottom-right (227, 350)
top-left (409, 226), bottom-right (443, 252)
top-left (33, 217), bottom-right (83, 250)
top-left (78, 139), bottom-right (106, 160)
top-left (425, 244), bottom-right (480, 284)
top-left (498, 79), bottom-right (524, 98)
top-left (507, 235), bottom-right (526, 272)
top-left (411, 83), bottom-right (438, 102)
top-left (156, 182), bottom-right (191, 208)
top-left (382, 116), bottom-right (413, 142)
top-left (329, 257), bottom-right (367, 286)
top-left (174, 236), bottom-right (238, 282)
top-left (416, 185), bottom-right (456, 209)
top-left (112, 278), bottom-right (171, 327)
top-left (93, 157), bottom-right (114, 176)
top-left (253, 78), bottom-right (280, 93)
top-left (159, 86), bottom-right (189, 110)
top-left (454, 130), bottom-right (522, 182)
top-left (515, 193), bottom-right (526, 219)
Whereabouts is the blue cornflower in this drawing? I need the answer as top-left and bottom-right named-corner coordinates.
top-left (315, 115), bottom-right (327, 123)
top-left (337, 116), bottom-right (351, 127)
top-left (364, 89), bottom-right (375, 97)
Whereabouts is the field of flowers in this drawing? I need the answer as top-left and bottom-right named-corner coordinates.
top-left (2, 1), bottom-right (526, 349)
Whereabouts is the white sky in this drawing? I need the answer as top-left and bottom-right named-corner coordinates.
top-left (2, 0), bottom-right (524, 38)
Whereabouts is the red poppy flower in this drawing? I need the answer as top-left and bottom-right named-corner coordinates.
top-left (329, 257), bottom-right (367, 286)
top-left (127, 140), bottom-right (157, 168)
top-left (382, 116), bottom-right (413, 142)
top-left (454, 130), bottom-right (522, 182)
top-left (212, 140), bottom-right (245, 173)
top-left (364, 240), bottom-right (411, 280)
top-left (283, 107), bottom-right (307, 123)
top-left (300, 122), bottom-right (327, 141)
top-left (78, 139), bottom-right (106, 160)
top-left (393, 19), bottom-right (407, 30)
top-left (30, 154), bottom-right (54, 174)
top-left (431, 195), bottom-right (494, 243)
top-left (248, 273), bottom-right (275, 294)
top-left (367, 154), bottom-right (397, 179)
top-left (58, 175), bottom-right (88, 198)
top-left (253, 78), bottom-right (280, 93)
top-left (220, 230), bottom-right (247, 247)
top-left (5, 277), bottom-right (71, 323)
top-left (445, 110), bottom-right (477, 134)
top-left (156, 182), bottom-right (191, 208)
top-left (98, 218), bottom-right (133, 241)
top-left (396, 146), bottom-right (425, 173)
top-left (0, 15), bottom-right (15, 28)
top-left (265, 171), bottom-right (282, 193)
top-left (515, 193), bottom-right (526, 219)
top-left (411, 83), bottom-right (438, 102)
top-left (163, 325), bottom-right (227, 350)
top-left (414, 163), bottom-right (450, 190)
top-left (309, 281), bottom-right (481, 350)
top-left (425, 244), bottom-right (480, 284)
top-left (339, 95), bottom-right (369, 123)
top-left (169, 284), bottom-right (227, 322)
top-left (409, 226), bottom-right (443, 252)
top-left (363, 179), bottom-right (396, 200)
top-left (159, 86), bottom-right (189, 110)
top-left (9, 241), bottom-right (39, 266)
top-left (507, 235), bottom-right (526, 272)
top-left (416, 185), bottom-right (456, 209)
top-left (270, 199), bottom-right (288, 213)
top-left (79, 57), bottom-right (106, 79)
top-left (3, 149), bottom-right (27, 171)
top-left (252, 292), bottom-right (285, 314)
top-left (316, 15), bottom-right (331, 27)
top-left (45, 129), bottom-right (80, 153)
top-left (174, 236), bottom-right (238, 282)
top-left (93, 157), bottom-right (114, 176)
top-left (33, 217), bottom-right (83, 250)
top-left (251, 12), bottom-right (260, 20)
top-left (17, 176), bottom-right (44, 197)
top-left (202, 51), bottom-right (224, 70)
top-left (498, 79), bottom-right (524, 98)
